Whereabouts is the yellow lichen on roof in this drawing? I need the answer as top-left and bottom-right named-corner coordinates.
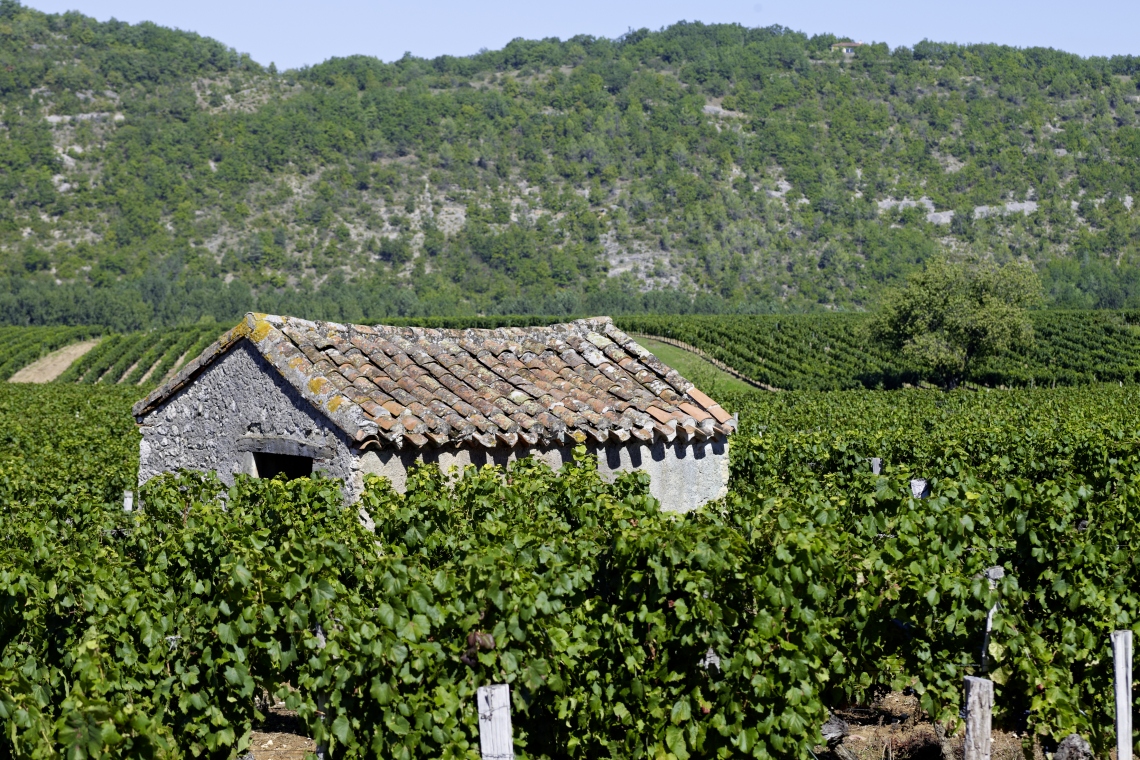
top-left (133, 314), bottom-right (736, 451)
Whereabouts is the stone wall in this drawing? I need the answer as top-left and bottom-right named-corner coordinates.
top-left (353, 436), bottom-right (729, 513)
top-left (137, 342), bottom-right (357, 488)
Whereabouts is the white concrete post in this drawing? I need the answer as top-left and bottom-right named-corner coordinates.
top-left (963, 676), bottom-right (993, 760)
top-left (980, 567), bottom-right (1004, 673)
top-left (477, 684), bottom-right (514, 760)
top-left (1112, 630), bottom-right (1133, 760)
top-left (123, 490), bottom-right (134, 512)
top-left (314, 625), bottom-right (327, 760)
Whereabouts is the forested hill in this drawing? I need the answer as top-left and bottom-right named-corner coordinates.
top-left (3, 0), bottom-right (1140, 329)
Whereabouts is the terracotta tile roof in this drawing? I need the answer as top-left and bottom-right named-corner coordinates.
top-left (133, 313), bottom-right (736, 450)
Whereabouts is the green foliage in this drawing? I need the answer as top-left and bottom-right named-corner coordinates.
top-left (2, 3), bottom-right (1140, 322)
top-left (3, 382), bottom-right (1140, 756)
top-left (0, 451), bottom-right (836, 759)
top-left (618, 310), bottom-right (1140, 389)
top-left (725, 385), bottom-right (1140, 751)
top-left (0, 383), bottom-right (139, 503)
top-left (0, 324), bottom-right (101, 380)
top-left (869, 257), bottom-right (1042, 387)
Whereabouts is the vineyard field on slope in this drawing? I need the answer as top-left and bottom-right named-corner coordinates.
top-left (0, 323), bottom-right (226, 385)
top-left (618, 310), bottom-right (1140, 390)
top-left (3, 310), bottom-right (1139, 390)
top-left (0, 325), bottom-right (102, 381)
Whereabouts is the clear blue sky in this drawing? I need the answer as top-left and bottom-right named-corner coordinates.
top-left (23, 0), bottom-right (1140, 70)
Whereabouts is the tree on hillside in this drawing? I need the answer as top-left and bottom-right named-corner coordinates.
top-left (869, 257), bottom-right (1041, 389)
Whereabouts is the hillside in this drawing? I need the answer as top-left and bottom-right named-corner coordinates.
top-left (2, 0), bottom-right (1140, 328)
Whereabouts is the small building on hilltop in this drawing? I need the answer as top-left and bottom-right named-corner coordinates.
top-left (831, 41), bottom-right (864, 54)
top-left (133, 314), bottom-right (736, 513)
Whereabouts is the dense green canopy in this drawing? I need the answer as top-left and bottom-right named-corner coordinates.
top-left (870, 257), bottom-right (1042, 387)
top-left (2, 0), bottom-right (1140, 328)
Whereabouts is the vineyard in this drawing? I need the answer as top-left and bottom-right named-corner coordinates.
top-left (0, 325), bottom-right (102, 381)
top-left (618, 310), bottom-right (1140, 390)
top-left (56, 324), bottom-right (223, 385)
top-left (2, 380), bottom-right (1139, 758)
top-left (0, 323), bottom-right (226, 385)
top-left (4, 311), bottom-right (1138, 391)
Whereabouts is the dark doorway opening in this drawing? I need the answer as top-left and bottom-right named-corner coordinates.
top-left (253, 452), bottom-right (313, 480)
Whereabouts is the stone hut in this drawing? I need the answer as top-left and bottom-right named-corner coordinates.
top-left (133, 313), bottom-right (736, 512)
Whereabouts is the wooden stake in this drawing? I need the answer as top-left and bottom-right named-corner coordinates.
top-left (477, 684), bottom-right (514, 760)
top-left (1112, 630), bottom-right (1133, 760)
top-left (963, 676), bottom-right (993, 760)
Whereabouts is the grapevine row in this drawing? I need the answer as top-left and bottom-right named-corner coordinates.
top-left (2, 383), bottom-right (1140, 757)
top-left (618, 311), bottom-right (1140, 389)
top-left (0, 325), bottom-right (102, 381)
top-left (2, 312), bottom-right (1139, 390)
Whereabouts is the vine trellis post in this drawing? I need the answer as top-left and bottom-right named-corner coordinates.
top-left (477, 684), bottom-right (514, 760)
top-left (962, 676), bottom-right (993, 760)
top-left (1112, 630), bottom-right (1133, 760)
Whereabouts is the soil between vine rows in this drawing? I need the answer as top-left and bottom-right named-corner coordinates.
top-left (820, 692), bottom-right (1039, 760)
top-left (244, 692), bottom-right (1039, 760)
top-left (248, 707), bottom-right (315, 760)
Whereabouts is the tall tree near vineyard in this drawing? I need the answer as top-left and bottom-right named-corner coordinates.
top-left (869, 257), bottom-right (1041, 389)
